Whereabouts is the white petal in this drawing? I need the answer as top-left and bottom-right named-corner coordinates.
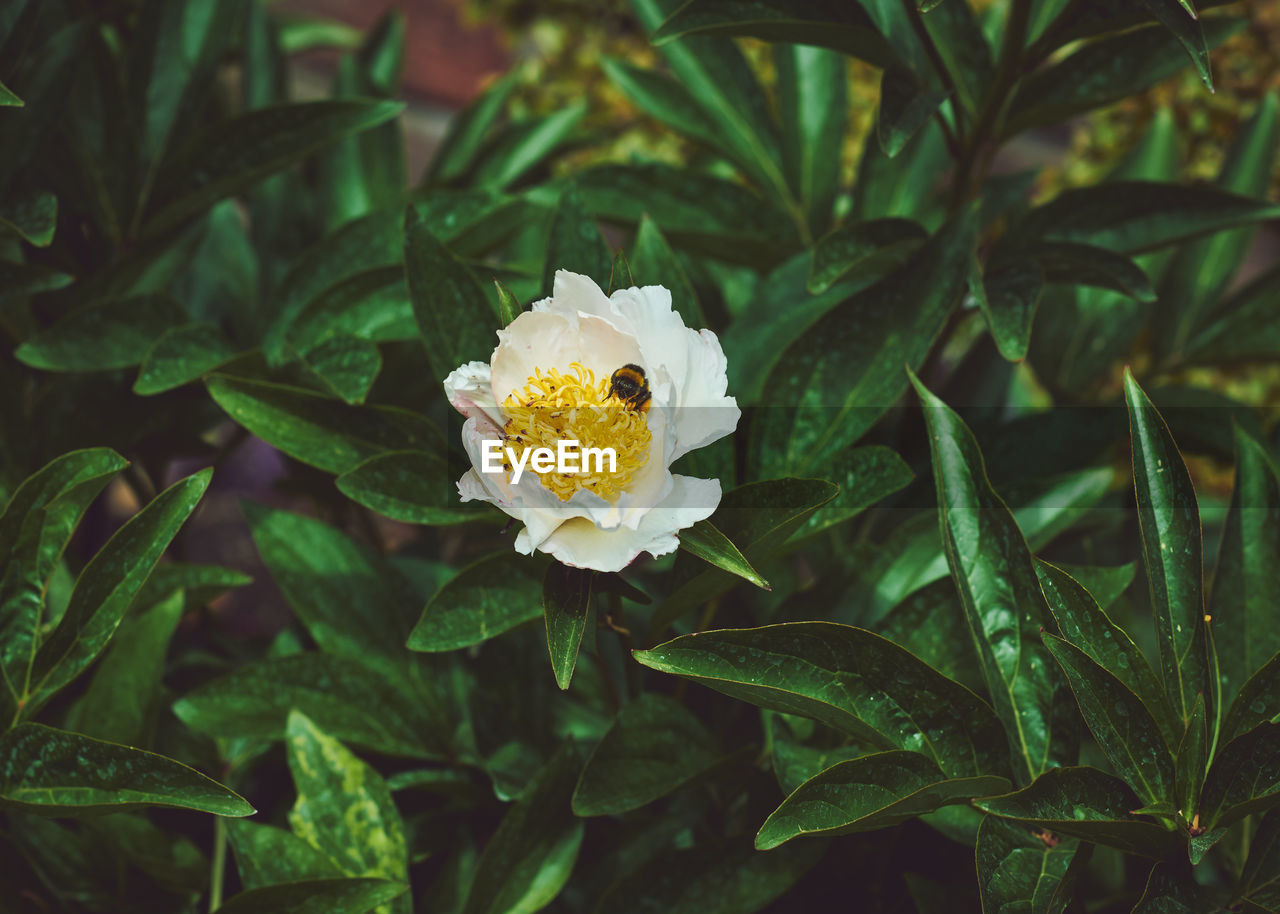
top-left (443, 360), bottom-right (503, 429)
top-left (537, 475), bottom-right (722, 573)
top-left (490, 310), bottom-right (641, 405)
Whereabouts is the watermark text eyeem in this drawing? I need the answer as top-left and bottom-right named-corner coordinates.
top-left (481, 439), bottom-right (617, 484)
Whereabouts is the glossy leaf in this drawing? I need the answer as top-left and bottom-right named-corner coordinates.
top-left (917, 0), bottom-right (993, 117)
top-left (146, 99), bottom-right (402, 235)
top-left (1124, 370), bottom-right (1207, 723)
top-left (304, 336), bottom-right (381, 405)
top-left (0, 188), bottom-right (56, 246)
top-left (28, 470), bottom-right (211, 711)
top-left (471, 104), bottom-right (587, 191)
top-left (573, 694), bottom-right (720, 816)
top-left (1211, 426), bottom-right (1280, 713)
top-left (336, 449), bottom-right (480, 525)
top-left (227, 820), bottom-right (343, 890)
top-left (133, 322), bottom-right (239, 395)
top-left (974, 766), bottom-right (1181, 857)
top-left (494, 278), bottom-right (522, 326)
top-left (628, 215), bottom-right (703, 326)
top-left (409, 552), bottom-right (546, 652)
top-left (635, 622), bottom-right (1011, 780)
top-left (425, 70), bottom-right (518, 184)
top-left (0, 78), bottom-right (20, 106)
top-left (1140, 0), bottom-right (1213, 88)
top-left (911, 373), bottom-right (1067, 784)
top-left (286, 713), bottom-right (409, 892)
top-left (756, 750), bottom-right (1010, 849)
top-left (1200, 723), bottom-right (1280, 830)
top-left (1174, 693), bottom-right (1208, 823)
top-left (0, 723), bottom-right (252, 816)
top-left (678, 520), bottom-right (769, 590)
top-left (776, 42), bottom-right (846, 232)
top-left (463, 744), bottom-right (583, 914)
top-left (1029, 242), bottom-right (1157, 301)
top-left (971, 258), bottom-right (1045, 362)
top-left (16, 295), bottom-right (178, 372)
top-left (173, 652), bottom-right (445, 758)
top-left (1131, 859), bottom-right (1210, 914)
top-left (879, 579), bottom-right (983, 693)
top-left (877, 66), bottom-right (948, 159)
top-left (1036, 560), bottom-right (1178, 749)
top-left (807, 218), bottom-right (926, 294)
top-left (217, 878), bottom-right (407, 914)
top-left (206, 374), bottom-right (440, 475)
top-left (544, 563), bottom-right (593, 690)
top-left (1236, 808), bottom-right (1280, 912)
top-left (1222, 652), bottom-right (1280, 747)
top-left (975, 815), bottom-right (1081, 914)
top-left (404, 205), bottom-right (499, 379)
top-left (542, 183), bottom-right (612, 292)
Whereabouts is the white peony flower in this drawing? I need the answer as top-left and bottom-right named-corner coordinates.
top-left (444, 269), bottom-right (740, 573)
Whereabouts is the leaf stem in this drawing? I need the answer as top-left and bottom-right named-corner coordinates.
top-left (209, 814), bottom-right (226, 912)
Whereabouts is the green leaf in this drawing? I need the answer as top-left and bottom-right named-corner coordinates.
top-left (877, 66), bottom-right (948, 158)
top-left (1185, 262), bottom-right (1280, 365)
top-left (1200, 723), bottom-right (1280, 829)
top-left (1028, 242), bottom-right (1157, 301)
top-left (1212, 426), bottom-right (1280, 718)
top-left (1157, 92), bottom-right (1279, 363)
top-left (974, 766), bottom-right (1181, 857)
top-left (133, 322), bottom-right (240, 394)
top-left (463, 744), bottom-right (584, 914)
top-left (797, 445), bottom-right (914, 538)
top-left (0, 722), bottom-right (252, 816)
top-left (677, 520), bottom-right (769, 590)
top-left (426, 70), bottom-right (518, 184)
top-left (205, 374), bottom-right (440, 475)
top-left (971, 257), bottom-right (1045, 362)
top-left (917, 0), bottom-right (993, 118)
top-left (573, 693), bottom-right (720, 816)
top-left (756, 750), bottom-right (1010, 849)
top-left (227, 820), bottom-right (343, 890)
top-left (470, 104), bottom-right (587, 191)
top-left (776, 42), bottom-right (846, 233)
top-left (146, 99), bottom-right (404, 236)
top-left (650, 0), bottom-right (897, 65)
top-left (0, 78), bottom-right (20, 106)
top-left (217, 878), bottom-right (407, 914)
top-left (286, 712), bottom-right (408, 894)
top-left (0, 448), bottom-right (128, 718)
top-left (303, 336), bottom-right (381, 405)
top-left (134, 562), bottom-right (252, 611)
top-left (1131, 859), bottom-right (1209, 914)
top-left (1124, 370), bottom-right (1207, 724)
top-left (1016, 179), bottom-right (1280, 256)
top-left (1042, 634), bottom-right (1175, 807)
top-left (628, 215), bottom-right (703, 327)
top-left (404, 205), bottom-right (499, 379)
top-left (879, 580), bottom-right (983, 693)
top-left (1175, 693), bottom-right (1208, 824)
top-left (408, 552), bottom-right (546, 652)
top-left (852, 119), bottom-right (949, 224)
top-left (651, 478), bottom-right (837, 632)
top-left (245, 503), bottom-right (417, 662)
top-left (0, 189), bottom-right (56, 246)
top-left (807, 218), bottom-right (926, 294)
top-left (910, 373), bottom-right (1068, 784)
top-left (69, 589), bottom-right (183, 744)
top-left (1006, 19), bottom-right (1243, 134)
top-left (16, 295), bottom-right (178, 372)
top-left (756, 207), bottom-right (976, 475)
top-left (173, 652), bottom-right (445, 758)
top-left (635, 622), bottom-right (1011, 780)
top-left (28, 470), bottom-right (211, 712)
top-left (1237, 808), bottom-right (1280, 912)
top-left (1222, 651), bottom-right (1280, 747)
top-left (336, 449), bottom-right (480, 525)
top-left (495, 278), bottom-right (523, 326)
top-left (543, 564), bottom-right (593, 690)
top-left (975, 815), bottom-right (1082, 914)
top-left (1036, 560), bottom-right (1178, 749)
top-left (542, 183), bottom-right (612, 293)
top-left (287, 267), bottom-right (416, 357)
top-left (597, 840), bottom-right (819, 914)
top-left (1141, 0), bottom-right (1213, 88)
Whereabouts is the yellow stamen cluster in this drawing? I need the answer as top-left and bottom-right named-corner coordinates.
top-left (502, 363), bottom-right (651, 502)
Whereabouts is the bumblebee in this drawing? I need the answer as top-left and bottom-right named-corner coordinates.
top-left (608, 364), bottom-right (651, 413)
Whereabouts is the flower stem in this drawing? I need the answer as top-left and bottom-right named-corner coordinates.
top-left (209, 816), bottom-right (226, 912)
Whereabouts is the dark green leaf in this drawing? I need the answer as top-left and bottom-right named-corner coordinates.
top-left (1132, 859), bottom-right (1211, 914)
top-left (288, 267), bottom-right (415, 355)
top-left (807, 218), bottom-right (926, 294)
top-left (911, 373), bottom-right (1068, 784)
top-left (544, 563), bottom-right (593, 690)
top-left (133, 322), bottom-right (240, 395)
top-left (635, 622), bottom-right (1011, 780)
top-left (1028, 242), bottom-right (1157, 301)
top-left (650, 0), bottom-right (897, 65)
top-left (1186, 262), bottom-right (1280, 365)
top-left (971, 257), bottom-right (1045, 362)
top-left (776, 42), bottom-right (846, 232)
top-left (1222, 651), bottom-right (1280, 747)
top-left (134, 562), bottom-right (252, 611)
top-left (0, 78), bottom-right (20, 106)
top-left (678, 520), bottom-right (769, 590)
top-left (0, 189), bottom-right (56, 246)
top-left (1201, 723), bottom-right (1280, 830)
top-left (404, 205), bottom-right (498, 379)
top-left (542, 183), bottom-right (612, 293)
top-left (470, 104), bottom-right (587, 191)
top-left (16, 295), bottom-right (178, 372)
top-left (974, 766), bottom-right (1181, 857)
top-left (206, 374), bottom-right (440, 475)
top-left (756, 750), bottom-right (1010, 849)
top-left (877, 66), bottom-right (948, 159)
top-left (879, 579), bottom-right (983, 693)
top-left (227, 820), bottom-right (343, 890)
top-left (1237, 808), bottom-right (1280, 912)
top-left (0, 722), bottom-right (252, 816)
top-left (217, 878), bottom-right (406, 914)
top-left (147, 100), bottom-right (402, 236)
top-left (426, 70), bottom-right (518, 184)
top-left (573, 693), bottom-right (720, 816)
top-left (1140, 0), bottom-right (1213, 88)
top-left (1124, 370), bottom-right (1207, 724)
top-left (917, 0), bottom-right (993, 117)
top-left (494, 278), bottom-right (522, 326)
top-left (1036, 560), bottom-right (1178, 749)
top-left (628, 215), bottom-right (703, 327)
top-left (796, 445), bottom-right (914, 538)
top-left (28, 470), bottom-right (210, 711)
top-left (286, 712), bottom-right (408, 891)
top-left (304, 336), bottom-right (381, 405)
top-left (463, 744), bottom-right (583, 914)
top-left (1174, 693), bottom-right (1208, 824)
top-left (975, 815), bottom-right (1081, 914)
top-left (173, 652), bottom-right (445, 758)
top-left (336, 449), bottom-right (481, 525)
top-left (408, 552), bottom-right (546, 652)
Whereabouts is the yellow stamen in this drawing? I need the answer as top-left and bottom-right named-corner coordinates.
top-left (501, 362), bottom-right (651, 502)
